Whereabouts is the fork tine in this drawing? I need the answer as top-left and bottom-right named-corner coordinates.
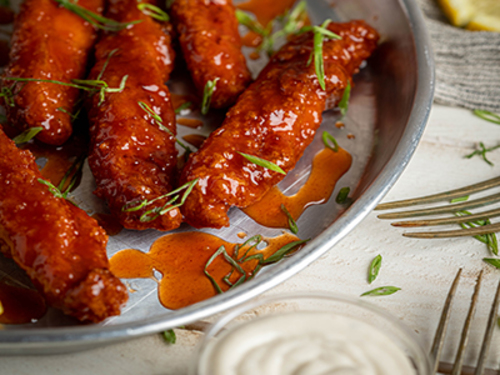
top-left (452, 270), bottom-right (484, 375)
top-left (403, 222), bottom-right (500, 239)
top-left (430, 268), bottom-right (462, 374)
top-left (377, 193), bottom-right (500, 220)
top-left (375, 176), bottom-right (500, 210)
top-left (391, 207), bottom-right (500, 227)
top-left (474, 277), bottom-right (500, 375)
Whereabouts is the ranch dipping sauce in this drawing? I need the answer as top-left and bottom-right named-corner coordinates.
top-left (199, 311), bottom-right (417, 375)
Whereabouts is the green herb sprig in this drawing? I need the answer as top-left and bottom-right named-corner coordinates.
top-left (13, 127), bottom-right (43, 145)
top-left (37, 155), bottom-right (85, 201)
top-left (336, 187), bottom-right (350, 204)
top-left (205, 237), bottom-right (309, 294)
top-left (0, 82), bottom-right (20, 107)
top-left (298, 19), bottom-right (341, 90)
top-left (368, 254), bottom-right (382, 284)
top-left (465, 142), bottom-right (500, 166)
top-left (174, 102), bottom-right (192, 114)
top-left (338, 80), bottom-right (351, 117)
top-left (474, 109), bottom-right (500, 125)
top-left (484, 258), bottom-right (500, 270)
top-left (322, 131), bottom-right (339, 152)
top-left (450, 195), bottom-right (469, 203)
top-left (456, 210), bottom-right (499, 256)
top-left (238, 152), bottom-right (286, 175)
top-left (54, 0), bottom-right (142, 31)
top-left (137, 3), bottom-right (169, 21)
top-left (361, 286), bottom-right (400, 297)
top-left (280, 204), bottom-right (298, 234)
top-left (162, 329), bottom-right (176, 344)
top-left (121, 178), bottom-right (199, 223)
top-left (137, 101), bottom-right (191, 153)
top-left (201, 78), bottom-right (219, 115)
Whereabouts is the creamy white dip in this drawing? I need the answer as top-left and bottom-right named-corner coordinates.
top-left (200, 311), bottom-right (417, 375)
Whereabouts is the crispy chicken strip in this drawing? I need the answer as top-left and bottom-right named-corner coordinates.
top-left (2, 0), bottom-right (103, 145)
top-left (0, 126), bottom-right (128, 323)
top-left (180, 21), bottom-right (379, 228)
top-left (86, 0), bottom-right (181, 231)
top-left (170, 0), bottom-right (252, 109)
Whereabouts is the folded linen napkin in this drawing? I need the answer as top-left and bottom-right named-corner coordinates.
top-left (417, 0), bottom-right (500, 112)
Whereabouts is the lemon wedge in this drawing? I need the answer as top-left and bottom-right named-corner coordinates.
top-left (437, 0), bottom-right (500, 32)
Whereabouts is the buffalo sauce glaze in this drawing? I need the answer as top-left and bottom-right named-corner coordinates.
top-left (237, 0), bottom-right (297, 26)
top-left (0, 281), bottom-right (47, 324)
top-left (91, 213), bottom-right (123, 236)
top-left (243, 147), bottom-right (352, 228)
top-left (109, 231), bottom-right (300, 310)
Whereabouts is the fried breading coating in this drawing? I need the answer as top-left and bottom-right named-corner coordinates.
top-left (179, 21), bottom-right (379, 228)
top-left (170, 0), bottom-right (252, 109)
top-left (86, 0), bottom-right (181, 231)
top-left (0, 126), bottom-right (128, 322)
top-left (2, 0), bottom-right (103, 145)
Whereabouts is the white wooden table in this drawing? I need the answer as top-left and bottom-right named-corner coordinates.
top-left (3, 104), bottom-right (500, 374)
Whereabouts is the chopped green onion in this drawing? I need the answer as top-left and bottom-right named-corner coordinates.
top-left (38, 179), bottom-right (65, 199)
top-left (368, 255), bottom-right (382, 284)
top-left (450, 195), bottom-right (469, 203)
top-left (261, 239), bottom-right (309, 264)
top-left (361, 286), bottom-right (400, 297)
top-left (37, 155), bottom-right (85, 201)
top-left (299, 19), bottom-right (341, 90)
top-left (473, 109), bottom-right (500, 125)
top-left (0, 83), bottom-right (17, 107)
top-left (336, 187), bottom-right (350, 204)
top-left (204, 245), bottom-right (247, 294)
top-left (174, 102), bottom-right (192, 114)
top-left (137, 3), bottom-right (169, 21)
top-left (238, 152), bottom-right (286, 175)
top-left (322, 131), bottom-right (339, 152)
top-left (456, 210), bottom-right (498, 256)
top-left (162, 329), bottom-right (176, 344)
top-left (338, 80), bottom-right (351, 117)
top-left (235, 10), bottom-right (267, 36)
top-left (54, 0), bottom-right (142, 31)
top-left (483, 258), bottom-right (500, 270)
top-left (201, 78), bottom-right (219, 115)
top-left (465, 142), bottom-right (500, 166)
top-left (12, 127), bottom-right (43, 145)
top-left (280, 204), bottom-right (298, 234)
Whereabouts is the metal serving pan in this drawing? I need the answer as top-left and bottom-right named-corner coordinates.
top-left (0, 0), bottom-right (434, 354)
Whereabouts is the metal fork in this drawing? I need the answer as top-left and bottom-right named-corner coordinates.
top-left (375, 176), bottom-right (500, 238)
top-left (432, 268), bottom-right (500, 375)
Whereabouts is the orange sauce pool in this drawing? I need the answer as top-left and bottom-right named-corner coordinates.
top-left (0, 281), bottom-right (47, 324)
top-left (182, 134), bottom-right (206, 148)
top-left (109, 231), bottom-right (302, 310)
top-left (237, 0), bottom-right (297, 26)
top-left (177, 118), bottom-right (204, 129)
top-left (243, 147), bottom-right (352, 228)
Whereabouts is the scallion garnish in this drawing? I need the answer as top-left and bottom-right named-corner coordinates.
top-left (38, 179), bottom-right (65, 199)
top-left (361, 286), bottom-right (400, 297)
top-left (204, 245), bottom-right (247, 294)
top-left (0, 83), bottom-right (17, 107)
top-left (137, 3), bottom-right (169, 21)
top-left (322, 131), bottom-right (339, 152)
top-left (137, 101), bottom-right (191, 153)
top-left (474, 109), bottom-right (500, 125)
top-left (122, 178), bottom-right (199, 222)
top-left (237, 152), bottom-right (286, 175)
top-left (57, 106), bottom-right (81, 121)
top-left (450, 195), bottom-right (469, 203)
top-left (174, 101), bottom-right (192, 114)
top-left (280, 204), bottom-right (298, 234)
top-left (298, 19), bottom-right (341, 90)
top-left (12, 127), bottom-right (43, 145)
top-left (338, 80), bottom-right (351, 117)
top-left (483, 258), bottom-right (500, 270)
top-left (54, 0), bottom-right (142, 31)
top-left (201, 78), bottom-right (219, 115)
top-left (336, 187), bottom-right (350, 204)
top-left (3, 75), bottom-right (128, 106)
top-left (162, 329), bottom-right (176, 344)
top-left (465, 142), bottom-right (500, 166)
top-left (368, 255), bottom-right (382, 284)
top-left (37, 155), bottom-right (85, 201)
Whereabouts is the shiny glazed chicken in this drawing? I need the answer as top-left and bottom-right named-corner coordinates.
top-left (0, 126), bottom-right (128, 323)
top-left (179, 20), bottom-right (380, 228)
top-left (2, 0), bottom-right (103, 145)
top-left (170, 0), bottom-right (252, 109)
top-left (86, 0), bottom-right (181, 231)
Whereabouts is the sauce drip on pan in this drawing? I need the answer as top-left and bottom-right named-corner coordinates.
top-left (109, 231), bottom-right (301, 310)
top-left (177, 118), bottom-right (204, 129)
top-left (182, 134), bottom-right (206, 148)
top-left (0, 281), bottom-right (47, 324)
top-left (237, 0), bottom-right (297, 26)
top-left (91, 213), bottom-right (123, 236)
top-left (243, 147), bottom-right (352, 229)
